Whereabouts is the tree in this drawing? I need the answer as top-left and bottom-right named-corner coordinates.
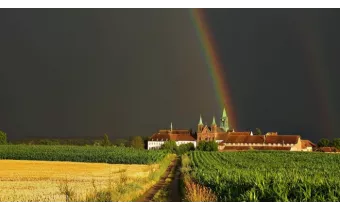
top-left (332, 138), bottom-right (340, 149)
top-left (254, 128), bottom-right (262, 135)
top-left (197, 141), bottom-right (218, 151)
top-left (178, 143), bottom-right (195, 155)
top-left (0, 130), bottom-right (7, 145)
top-left (197, 141), bottom-right (206, 151)
top-left (205, 141), bottom-right (218, 151)
top-left (101, 134), bottom-right (111, 146)
top-left (317, 138), bottom-right (330, 147)
top-left (130, 136), bottom-right (144, 149)
top-left (160, 140), bottom-right (178, 153)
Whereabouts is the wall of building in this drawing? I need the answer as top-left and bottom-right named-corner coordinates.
top-left (147, 141), bottom-right (165, 150)
top-left (147, 140), bottom-right (197, 150)
top-left (290, 138), bottom-right (302, 151)
top-left (176, 141), bottom-right (197, 148)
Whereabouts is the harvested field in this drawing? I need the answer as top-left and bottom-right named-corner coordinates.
top-left (0, 159), bottom-right (159, 202)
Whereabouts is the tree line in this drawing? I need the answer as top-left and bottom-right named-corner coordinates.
top-left (317, 138), bottom-right (340, 149)
top-left (160, 140), bottom-right (218, 155)
top-left (0, 130), bottom-right (148, 149)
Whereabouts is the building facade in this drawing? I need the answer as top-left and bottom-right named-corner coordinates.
top-left (148, 107), bottom-right (315, 152)
top-left (147, 123), bottom-right (196, 150)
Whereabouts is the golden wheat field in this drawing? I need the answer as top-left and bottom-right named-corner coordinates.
top-left (0, 160), bottom-right (159, 202)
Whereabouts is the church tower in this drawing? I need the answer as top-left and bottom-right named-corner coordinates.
top-left (220, 107), bottom-right (229, 131)
top-left (211, 116), bottom-right (217, 133)
top-left (198, 114), bottom-right (204, 133)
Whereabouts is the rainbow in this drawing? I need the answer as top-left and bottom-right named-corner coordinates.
top-left (297, 16), bottom-right (335, 138)
top-left (190, 9), bottom-right (237, 129)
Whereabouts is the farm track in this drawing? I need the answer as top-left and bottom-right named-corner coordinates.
top-left (137, 157), bottom-right (180, 202)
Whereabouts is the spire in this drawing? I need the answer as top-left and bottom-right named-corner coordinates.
top-left (220, 107), bottom-right (229, 132)
top-left (198, 114), bottom-right (203, 125)
top-left (212, 116), bottom-right (216, 125)
top-left (222, 107), bottom-right (227, 118)
top-left (170, 122), bottom-right (173, 131)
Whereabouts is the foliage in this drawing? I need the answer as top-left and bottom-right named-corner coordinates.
top-left (0, 145), bottom-right (168, 164)
top-left (37, 139), bottom-right (60, 145)
top-left (317, 138), bottom-right (330, 147)
top-left (101, 134), bottom-right (111, 146)
top-left (331, 138), bottom-right (340, 149)
top-left (160, 140), bottom-right (178, 153)
top-left (114, 138), bottom-right (129, 146)
top-left (197, 141), bottom-right (218, 151)
top-left (254, 128), bottom-right (262, 135)
top-left (130, 136), bottom-right (145, 149)
top-left (177, 143), bottom-right (195, 155)
top-left (187, 151), bottom-right (340, 201)
top-left (0, 130), bottom-right (7, 145)
top-left (12, 137), bottom-right (105, 146)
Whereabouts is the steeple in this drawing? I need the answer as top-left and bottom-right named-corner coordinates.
top-left (220, 107), bottom-right (229, 132)
top-left (211, 116), bottom-right (216, 125)
top-left (222, 107), bottom-right (227, 118)
top-left (198, 114), bottom-right (204, 133)
top-left (211, 116), bottom-right (217, 133)
top-left (198, 114), bottom-right (203, 125)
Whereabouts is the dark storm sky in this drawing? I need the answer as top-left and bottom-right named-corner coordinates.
top-left (0, 9), bottom-right (339, 142)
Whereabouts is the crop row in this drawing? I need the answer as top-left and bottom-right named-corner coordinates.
top-left (0, 145), bottom-right (168, 164)
top-left (187, 151), bottom-right (340, 201)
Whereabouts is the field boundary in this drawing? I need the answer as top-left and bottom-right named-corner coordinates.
top-left (137, 157), bottom-right (179, 202)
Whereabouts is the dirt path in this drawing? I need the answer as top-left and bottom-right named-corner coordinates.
top-left (168, 163), bottom-right (181, 202)
top-left (137, 157), bottom-right (181, 202)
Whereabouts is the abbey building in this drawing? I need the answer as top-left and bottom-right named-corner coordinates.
top-left (147, 107), bottom-right (315, 152)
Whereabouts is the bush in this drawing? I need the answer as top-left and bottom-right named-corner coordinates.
top-left (197, 141), bottom-right (218, 151)
top-left (318, 138), bottom-right (330, 147)
top-left (0, 130), bottom-right (7, 145)
top-left (178, 143), bottom-right (195, 155)
top-left (130, 136), bottom-right (145, 149)
top-left (160, 140), bottom-right (178, 153)
top-left (101, 134), bottom-right (111, 146)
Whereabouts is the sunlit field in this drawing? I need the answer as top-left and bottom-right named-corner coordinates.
top-left (0, 145), bottom-right (167, 164)
top-left (0, 159), bottom-right (169, 202)
top-left (186, 151), bottom-right (340, 201)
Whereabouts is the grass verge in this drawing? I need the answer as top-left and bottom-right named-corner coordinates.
top-left (180, 154), bottom-right (217, 202)
top-left (151, 157), bottom-right (178, 202)
top-left (86, 154), bottom-right (176, 202)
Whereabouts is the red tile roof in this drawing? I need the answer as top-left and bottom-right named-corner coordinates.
top-left (222, 135), bottom-right (265, 144)
top-left (150, 133), bottom-right (170, 141)
top-left (169, 134), bottom-right (196, 141)
top-left (228, 131), bottom-right (252, 136)
top-left (301, 140), bottom-right (316, 149)
top-left (150, 131), bottom-right (195, 141)
top-left (217, 133), bottom-right (300, 145)
top-left (264, 135), bottom-right (300, 144)
top-left (170, 130), bottom-right (191, 134)
top-left (318, 147), bottom-right (339, 153)
top-left (221, 146), bottom-right (291, 151)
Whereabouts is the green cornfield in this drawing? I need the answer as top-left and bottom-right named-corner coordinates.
top-left (0, 145), bottom-right (167, 164)
top-left (188, 151), bottom-right (340, 201)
